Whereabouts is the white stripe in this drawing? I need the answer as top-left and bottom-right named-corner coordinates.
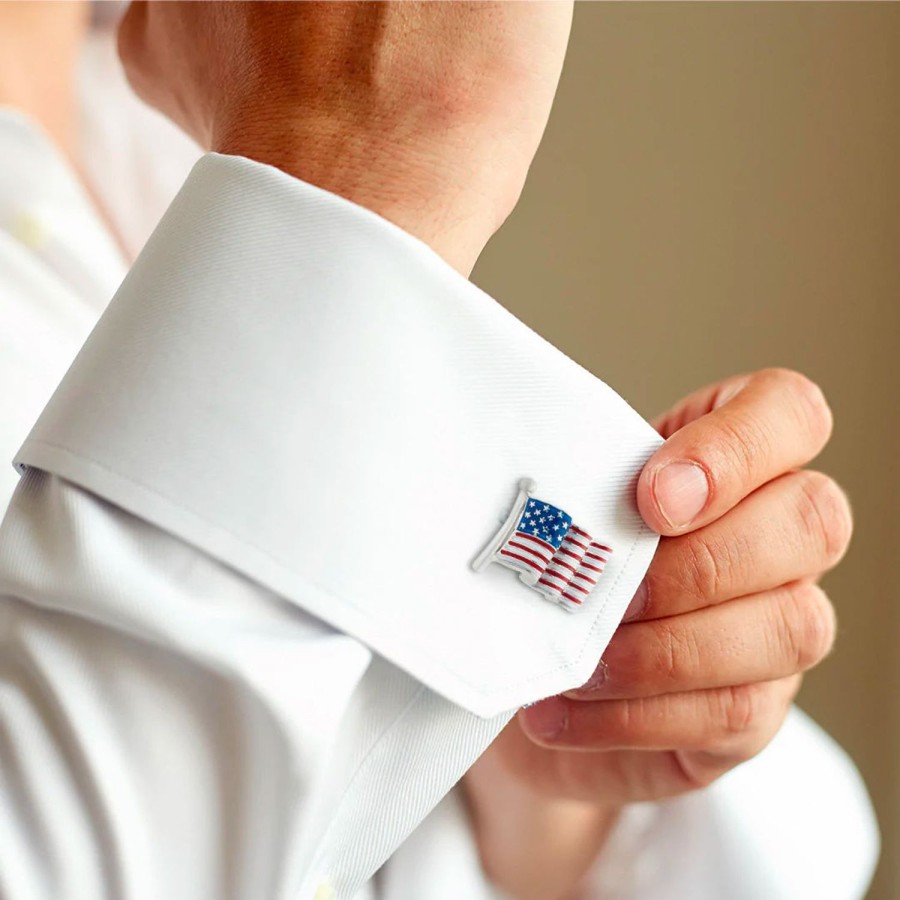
top-left (511, 532), bottom-right (554, 562)
top-left (502, 535), bottom-right (549, 569)
top-left (498, 541), bottom-right (549, 574)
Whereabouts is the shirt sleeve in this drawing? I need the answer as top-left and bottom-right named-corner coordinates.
top-left (573, 708), bottom-right (879, 900)
top-left (1, 153), bottom-right (662, 899)
top-left (1, 473), bottom-right (386, 900)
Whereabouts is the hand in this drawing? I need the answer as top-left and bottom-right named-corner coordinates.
top-left (463, 368), bottom-right (851, 900)
top-left (117, 0), bottom-right (573, 274)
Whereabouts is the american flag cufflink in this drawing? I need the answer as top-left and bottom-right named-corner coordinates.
top-left (471, 478), bottom-right (613, 613)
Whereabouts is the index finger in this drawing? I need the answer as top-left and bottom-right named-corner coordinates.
top-left (637, 368), bottom-right (833, 535)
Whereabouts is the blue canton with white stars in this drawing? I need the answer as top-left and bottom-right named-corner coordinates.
top-left (515, 497), bottom-right (573, 550)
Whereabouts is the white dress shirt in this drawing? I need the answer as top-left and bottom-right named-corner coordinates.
top-left (0, 30), bottom-right (880, 900)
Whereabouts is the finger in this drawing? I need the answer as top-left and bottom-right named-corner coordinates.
top-left (625, 469), bottom-right (853, 622)
top-left (534, 676), bottom-right (800, 804)
top-left (637, 368), bottom-right (833, 535)
top-left (651, 372), bottom-right (753, 439)
top-left (519, 675), bottom-right (800, 761)
top-left (564, 581), bottom-right (835, 701)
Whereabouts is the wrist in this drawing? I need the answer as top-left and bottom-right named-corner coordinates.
top-left (118, 3), bottom-right (573, 277)
top-left (462, 755), bottom-right (621, 900)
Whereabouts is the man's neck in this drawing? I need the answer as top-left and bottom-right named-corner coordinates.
top-left (0, 0), bottom-right (90, 164)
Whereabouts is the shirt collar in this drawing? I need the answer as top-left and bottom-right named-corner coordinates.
top-left (15, 153), bottom-right (661, 718)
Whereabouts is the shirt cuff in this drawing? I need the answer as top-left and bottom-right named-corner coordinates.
top-left (14, 152), bottom-right (662, 717)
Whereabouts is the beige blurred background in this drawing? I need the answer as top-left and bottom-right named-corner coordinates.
top-left (474, 3), bottom-right (899, 898)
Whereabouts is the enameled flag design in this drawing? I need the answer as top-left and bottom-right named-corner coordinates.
top-left (472, 479), bottom-right (612, 612)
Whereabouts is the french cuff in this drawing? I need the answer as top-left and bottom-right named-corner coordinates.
top-left (14, 153), bottom-right (662, 718)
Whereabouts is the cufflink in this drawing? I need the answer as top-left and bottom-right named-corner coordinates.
top-left (471, 478), bottom-right (612, 612)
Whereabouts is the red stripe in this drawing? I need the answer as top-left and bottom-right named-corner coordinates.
top-left (540, 569), bottom-right (568, 585)
top-left (585, 551), bottom-right (608, 564)
top-left (572, 573), bottom-right (597, 586)
top-left (580, 562), bottom-right (603, 574)
top-left (538, 578), bottom-right (562, 592)
top-left (570, 526), bottom-right (612, 555)
top-left (564, 536), bottom-right (588, 551)
top-left (499, 550), bottom-right (542, 573)
top-left (515, 531), bottom-right (555, 553)
top-left (508, 540), bottom-right (550, 563)
top-left (556, 546), bottom-right (581, 561)
top-left (537, 579), bottom-right (584, 606)
top-left (566, 581), bottom-right (590, 595)
top-left (548, 558), bottom-right (577, 575)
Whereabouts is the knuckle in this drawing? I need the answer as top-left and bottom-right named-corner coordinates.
top-left (782, 583), bottom-right (837, 671)
top-left (681, 683), bottom-right (795, 792)
top-left (604, 699), bottom-right (650, 745)
top-left (650, 621), bottom-right (699, 688)
top-left (569, 699), bottom-right (656, 749)
top-left (796, 470), bottom-right (854, 566)
top-left (730, 682), bottom-right (794, 756)
top-left (720, 684), bottom-right (762, 738)
top-left (761, 368), bottom-right (834, 448)
top-left (682, 532), bottom-right (729, 601)
top-left (714, 411), bottom-right (769, 485)
top-left (671, 750), bottom-right (724, 792)
top-left (710, 375), bottom-right (751, 411)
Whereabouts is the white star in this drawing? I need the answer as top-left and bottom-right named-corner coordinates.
top-left (538, 517), bottom-right (546, 523)
top-left (523, 511), bottom-right (531, 518)
top-left (543, 504), bottom-right (550, 511)
top-left (552, 524), bottom-right (560, 530)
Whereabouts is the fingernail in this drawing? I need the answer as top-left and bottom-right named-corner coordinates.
top-left (654, 461), bottom-right (709, 529)
top-left (576, 658), bottom-right (609, 693)
top-left (521, 696), bottom-right (568, 739)
top-left (712, 379), bottom-right (748, 410)
top-left (623, 578), bottom-right (649, 622)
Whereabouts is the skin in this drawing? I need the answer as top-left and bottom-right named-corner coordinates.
top-left (0, 1), bottom-right (89, 163)
top-left (117, 0), bottom-right (575, 276)
top-left (5, 4), bottom-right (854, 898)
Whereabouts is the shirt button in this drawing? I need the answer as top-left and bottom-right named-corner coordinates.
top-left (11, 211), bottom-right (48, 250)
top-left (313, 881), bottom-right (335, 900)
